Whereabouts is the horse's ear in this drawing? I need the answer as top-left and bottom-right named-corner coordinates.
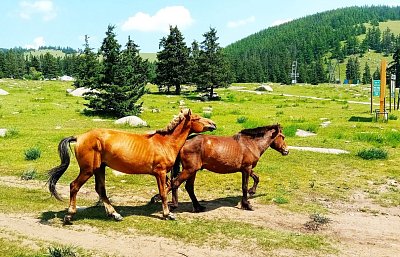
top-left (186, 108), bottom-right (192, 117)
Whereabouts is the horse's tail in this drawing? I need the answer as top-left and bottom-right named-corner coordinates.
top-left (48, 136), bottom-right (77, 201)
top-left (172, 154), bottom-right (181, 179)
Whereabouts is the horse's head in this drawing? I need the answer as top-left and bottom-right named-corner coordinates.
top-left (270, 126), bottom-right (289, 156)
top-left (182, 109), bottom-right (216, 133)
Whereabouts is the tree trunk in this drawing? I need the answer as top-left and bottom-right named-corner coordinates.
top-left (175, 84), bottom-right (181, 95)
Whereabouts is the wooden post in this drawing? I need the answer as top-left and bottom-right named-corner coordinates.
top-left (380, 60), bottom-right (386, 117)
top-left (370, 79), bottom-right (373, 113)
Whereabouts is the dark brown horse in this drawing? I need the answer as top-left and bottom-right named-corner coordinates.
top-left (48, 109), bottom-right (216, 224)
top-left (169, 124), bottom-right (288, 212)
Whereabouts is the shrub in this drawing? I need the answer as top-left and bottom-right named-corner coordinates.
top-left (24, 147), bottom-right (41, 161)
top-left (21, 168), bottom-right (37, 180)
top-left (357, 148), bottom-right (388, 160)
top-left (5, 128), bottom-right (19, 138)
top-left (283, 125), bottom-right (297, 137)
top-left (48, 246), bottom-right (77, 257)
top-left (389, 114), bottom-right (398, 120)
top-left (237, 116), bottom-right (247, 123)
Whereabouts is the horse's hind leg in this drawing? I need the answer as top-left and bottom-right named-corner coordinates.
top-left (240, 168), bottom-right (253, 211)
top-left (248, 171), bottom-right (259, 196)
top-left (94, 164), bottom-right (122, 221)
top-left (64, 169), bottom-right (93, 225)
top-left (185, 173), bottom-right (206, 212)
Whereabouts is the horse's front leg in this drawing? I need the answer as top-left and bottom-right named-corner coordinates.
top-left (240, 168), bottom-right (253, 211)
top-left (248, 171), bottom-right (259, 196)
top-left (155, 171), bottom-right (175, 220)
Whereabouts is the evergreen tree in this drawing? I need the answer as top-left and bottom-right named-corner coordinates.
top-left (362, 63), bottom-right (371, 84)
top-left (388, 48), bottom-right (400, 88)
top-left (75, 35), bottom-right (99, 88)
top-left (373, 67), bottom-right (380, 80)
top-left (98, 25), bottom-right (121, 85)
top-left (41, 52), bottom-right (59, 79)
top-left (345, 57), bottom-right (360, 82)
top-left (85, 26), bottom-right (148, 117)
top-left (195, 27), bottom-right (232, 99)
top-left (188, 40), bottom-right (200, 84)
top-left (155, 26), bottom-right (189, 94)
top-left (381, 27), bottom-right (394, 56)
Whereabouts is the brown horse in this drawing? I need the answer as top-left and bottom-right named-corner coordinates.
top-left (169, 124), bottom-right (288, 212)
top-left (48, 109), bottom-right (216, 224)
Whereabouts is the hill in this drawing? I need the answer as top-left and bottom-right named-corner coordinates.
top-left (224, 5), bottom-right (400, 84)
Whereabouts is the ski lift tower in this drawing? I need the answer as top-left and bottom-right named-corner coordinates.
top-left (291, 60), bottom-right (299, 84)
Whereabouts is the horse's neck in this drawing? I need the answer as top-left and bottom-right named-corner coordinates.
top-left (253, 135), bottom-right (275, 155)
top-left (167, 119), bottom-right (191, 151)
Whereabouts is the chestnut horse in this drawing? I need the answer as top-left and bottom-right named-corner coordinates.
top-left (169, 124), bottom-right (288, 212)
top-left (48, 109), bottom-right (216, 224)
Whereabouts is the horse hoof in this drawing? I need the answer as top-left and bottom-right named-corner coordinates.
top-left (164, 213), bottom-right (176, 220)
top-left (111, 213), bottom-right (123, 221)
top-left (248, 190), bottom-right (256, 196)
top-left (194, 205), bottom-right (206, 213)
top-left (150, 194), bottom-right (161, 204)
top-left (63, 215), bottom-right (73, 225)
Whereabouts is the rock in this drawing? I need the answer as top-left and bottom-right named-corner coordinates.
top-left (0, 129), bottom-right (7, 137)
top-left (68, 87), bottom-right (98, 97)
top-left (255, 84), bottom-right (273, 92)
top-left (0, 89), bottom-right (9, 95)
top-left (115, 116), bottom-right (148, 127)
top-left (59, 75), bottom-right (75, 81)
top-left (296, 129), bottom-right (317, 137)
top-left (320, 121), bottom-right (331, 128)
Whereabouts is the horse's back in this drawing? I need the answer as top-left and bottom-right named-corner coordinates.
top-left (182, 134), bottom-right (244, 173)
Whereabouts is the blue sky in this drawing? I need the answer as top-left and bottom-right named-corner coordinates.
top-left (2, 0), bottom-right (399, 52)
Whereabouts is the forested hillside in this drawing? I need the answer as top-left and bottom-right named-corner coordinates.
top-left (224, 5), bottom-right (400, 84)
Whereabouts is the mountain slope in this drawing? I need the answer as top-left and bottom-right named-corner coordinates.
top-left (224, 5), bottom-right (400, 84)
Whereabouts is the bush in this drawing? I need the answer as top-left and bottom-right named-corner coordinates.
top-left (283, 125), bottom-right (297, 137)
top-left (21, 168), bottom-right (37, 180)
top-left (48, 246), bottom-right (77, 257)
top-left (357, 148), bottom-right (388, 160)
top-left (5, 128), bottom-right (19, 138)
top-left (237, 116), bottom-right (247, 123)
top-left (24, 147), bottom-right (41, 161)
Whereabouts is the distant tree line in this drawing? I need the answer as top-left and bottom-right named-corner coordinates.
top-left (224, 5), bottom-right (400, 84)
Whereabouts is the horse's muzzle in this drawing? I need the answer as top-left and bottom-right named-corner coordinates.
top-left (281, 149), bottom-right (289, 156)
top-left (207, 124), bottom-right (217, 131)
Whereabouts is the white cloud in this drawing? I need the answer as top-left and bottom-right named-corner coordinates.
top-left (227, 16), bottom-right (255, 28)
top-left (121, 6), bottom-right (194, 32)
top-left (19, 0), bottom-right (56, 21)
top-left (271, 18), bottom-right (293, 27)
top-left (25, 36), bottom-right (45, 50)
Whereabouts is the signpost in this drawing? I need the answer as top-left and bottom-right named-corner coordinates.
top-left (380, 60), bottom-right (387, 118)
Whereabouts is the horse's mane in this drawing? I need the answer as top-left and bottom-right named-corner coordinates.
top-left (233, 124), bottom-right (281, 141)
top-left (154, 109), bottom-right (190, 135)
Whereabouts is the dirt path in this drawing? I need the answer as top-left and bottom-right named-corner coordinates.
top-left (0, 176), bottom-right (399, 256)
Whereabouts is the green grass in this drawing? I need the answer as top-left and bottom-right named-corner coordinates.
top-left (1, 79), bottom-right (400, 254)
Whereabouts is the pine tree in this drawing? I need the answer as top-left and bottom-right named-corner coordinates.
top-left (99, 25), bottom-right (121, 86)
top-left (85, 26), bottom-right (149, 117)
top-left (75, 35), bottom-right (99, 88)
top-left (362, 63), bottom-right (371, 84)
top-left (155, 26), bottom-right (189, 94)
top-left (195, 27), bottom-right (232, 99)
top-left (388, 48), bottom-right (400, 88)
top-left (373, 67), bottom-right (380, 80)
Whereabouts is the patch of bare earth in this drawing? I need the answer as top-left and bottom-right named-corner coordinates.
top-left (1, 176), bottom-right (399, 256)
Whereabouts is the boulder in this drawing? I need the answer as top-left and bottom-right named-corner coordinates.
top-left (115, 116), bottom-right (148, 127)
top-left (68, 87), bottom-right (98, 97)
top-left (255, 84), bottom-right (273, 92)
top-left (0, 129), bottom-right (7, 137)
top-left (0, 89), bottom-right (9, 95)
top-left (296, 129), bottom-right (317, 137)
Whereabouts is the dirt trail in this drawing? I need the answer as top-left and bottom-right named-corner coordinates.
top-left (0, 176), bottom-right (399, 256)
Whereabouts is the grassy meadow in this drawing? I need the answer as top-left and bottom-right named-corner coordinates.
top-left (0, 79), bottom-right (399, 255)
